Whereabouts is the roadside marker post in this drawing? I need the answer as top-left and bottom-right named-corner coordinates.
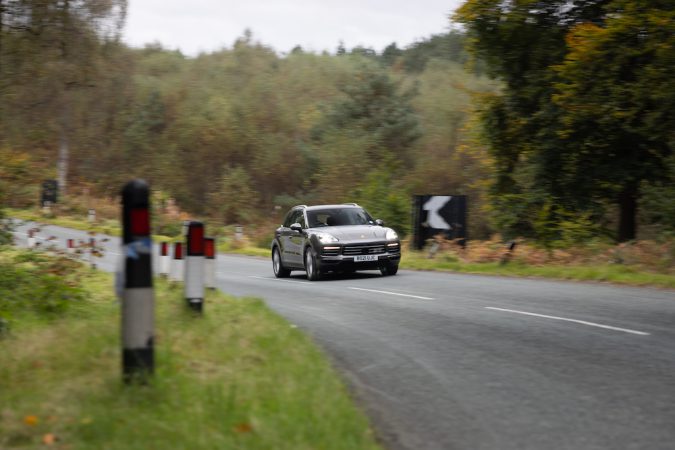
top-left (170, 242), bottom-right (184, 282)
top-left (120, 179), bottom-right (155, 383)
top-left (89, 237), bottom-right (97, 269)
top-left (184, 221), bottom-right (205, 312)
top-left (204, 237), bottom-right (216, 290)
top-left (27, 229), bottom-right (36, 249)
top-left (67, 238), bottom-right (75, 255)
top-left (88, 208), bottom-right (96, 223)
top-left (159, 242), bottom-right (170, 278)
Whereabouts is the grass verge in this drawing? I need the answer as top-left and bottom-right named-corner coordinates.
top-left (0, 248), bottom-right (380, 449)
top-left (9, 209), bottom-right (672, 288)
top-left (401, 251), bottom-right (675, 289)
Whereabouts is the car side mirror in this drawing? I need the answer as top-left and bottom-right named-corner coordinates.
top-left (375, 219), bottom-right (385, 226)
top-left (290, 223), bottom-right (303, 232)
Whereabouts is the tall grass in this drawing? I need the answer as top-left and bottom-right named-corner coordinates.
top-left (0, 249), bottom-right (380, 449)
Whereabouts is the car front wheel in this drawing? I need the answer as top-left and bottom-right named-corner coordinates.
top-left (273, 247), bottom-right (291, 278)
top-left (380, 263), bottom-right (399, 276)
top-left (304, 247), bottom-right (321, 281)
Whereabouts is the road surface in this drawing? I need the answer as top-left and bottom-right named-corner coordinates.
top-left (11, 220), bottom-right (675, 450)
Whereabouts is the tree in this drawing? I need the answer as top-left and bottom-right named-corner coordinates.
top-left (313, 63), bottom-right (420, 165)
top-left (455, 0), bottom-right (674, 242)
top-left (0, 0), bottom-right (127, 194)
top-left (552, 1), bottom-right (675, 241)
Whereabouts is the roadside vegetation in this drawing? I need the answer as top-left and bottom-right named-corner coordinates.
top-left (0, 247), bottom-right (380, 449)
top-left (1, 1), bottom-right (673, 289)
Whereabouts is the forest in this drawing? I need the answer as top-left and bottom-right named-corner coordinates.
top-left (1, 0), bottom-right (673, 246)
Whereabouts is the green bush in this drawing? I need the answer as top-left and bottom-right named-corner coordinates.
top-left (0, 250), bottom-right (86, 333)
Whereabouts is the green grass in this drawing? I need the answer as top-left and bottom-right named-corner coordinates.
top-left (0, 249), bottom-right (380, 449)
top-left (400, 252), bottom-right (675, 289)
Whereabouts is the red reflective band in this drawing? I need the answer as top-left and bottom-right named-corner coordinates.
top-left (160, 242), bottom-right (168, 256)
top-left (67, 239), bottom-right (74, 248)
top-left (204, 238), bottom-right (215, 258)
top-left (174, 242), bottom-right (183, 259)
top-left (130, 208), bottom-right (150, 235)
top-left (188, 225), bottom-right (204, 254)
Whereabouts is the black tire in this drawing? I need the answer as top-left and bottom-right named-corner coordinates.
top-left (380, 263), bottom-right (399, 276)
top-left (272, 247), bottom-right (291, 278)
top-left (304, 247), bottom-right (321, 281)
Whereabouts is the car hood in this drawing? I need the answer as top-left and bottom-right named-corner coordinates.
top-left (312, 225), bottom-right (389, 241)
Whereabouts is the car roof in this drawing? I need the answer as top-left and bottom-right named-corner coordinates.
top-left (295, 204), bottom-right (361, 211)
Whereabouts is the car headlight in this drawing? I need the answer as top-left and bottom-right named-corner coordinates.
top-left (385, 228), bottom-right (398, 240)
top-left (315, 231), bottom-right (339, 243)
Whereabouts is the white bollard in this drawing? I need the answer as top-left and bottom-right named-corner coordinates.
top-left (170, 242), bottom-right (184, 282)
top-left (88, 208), bottom-right (96, 223)
top-left (67, 238), bottom-right (75, 254)
top-left (159, 242), bottom-right (170, 277)
top-left (204, 237), bottom-right (216, 290)
top-left (27, 229), bottom-right (36, 249)
top-left (184, 221), bottom-right (205, 313)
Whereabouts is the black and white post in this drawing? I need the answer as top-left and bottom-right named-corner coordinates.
top-left (121, 179), bottom-right (155, 382)
top-left (184, 221), bottom-right (205, 312)
top-left (204, 237), bottom-right (216, 290)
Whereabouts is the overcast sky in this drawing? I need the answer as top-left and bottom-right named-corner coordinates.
top-left (122, 0), bottom-right (465, 56)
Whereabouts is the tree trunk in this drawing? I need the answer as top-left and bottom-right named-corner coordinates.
top-left (617, 184), bottom-right (637, 242)
top-left (58, 127), bottom-right (69, 195)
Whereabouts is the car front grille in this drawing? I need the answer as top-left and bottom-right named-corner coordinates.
top-left (343, 243), bottom-right (387, 256)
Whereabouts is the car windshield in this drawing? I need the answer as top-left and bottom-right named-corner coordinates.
top-left (307, 208), bottom-right (374, 227)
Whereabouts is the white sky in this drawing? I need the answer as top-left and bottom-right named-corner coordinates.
top-left (122, 0), bottom-right (465, 56)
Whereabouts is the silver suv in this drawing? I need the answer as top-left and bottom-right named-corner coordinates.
top-left (271, 204), bottom-right (401, 280)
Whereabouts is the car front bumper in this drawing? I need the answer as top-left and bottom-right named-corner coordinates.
top-left (316, 241), bottom-right (401, 272)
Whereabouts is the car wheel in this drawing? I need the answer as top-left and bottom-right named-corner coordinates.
top-left (304, 247), bottom-right (321, 281)
top-left (273, 247), bottom-right (291, 278)
top-left (380, 263), bottom-right (399, 276)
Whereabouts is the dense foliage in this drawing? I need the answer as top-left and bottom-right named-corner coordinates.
top-left (1, 2), bottom-right (494, 237)
top-left (2, 1), bottom-right (672, 243)
top-left (456, 0), bottom-right (675, 242)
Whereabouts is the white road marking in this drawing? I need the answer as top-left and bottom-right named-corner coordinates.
top-left (349, 287), bottom-right (434, 300)
top-left (485, 307), bottom-right (650, 336)
top-left (248, 275), bottom-right (308, 285)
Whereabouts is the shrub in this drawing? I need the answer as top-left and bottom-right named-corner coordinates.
top-left (0, 250), bottom-right (86, 333)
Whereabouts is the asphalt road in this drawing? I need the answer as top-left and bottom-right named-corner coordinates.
top-left (11, 220), bottom-right (675, 450)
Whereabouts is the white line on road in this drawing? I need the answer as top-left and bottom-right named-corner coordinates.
top-left (248, 275), bottom-right (309, 285)
top-left (484, 307), bottom-right (650, 336)
top-left (349, 287), bottom-right (434, 300)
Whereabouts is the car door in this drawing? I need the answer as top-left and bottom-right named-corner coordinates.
top-left (286, 209), bottom-right (307, 267)
top-left (276, 210), bottom-right (302, 267)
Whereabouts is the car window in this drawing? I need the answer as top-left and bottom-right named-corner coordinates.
top-left (307, 208), bottom-right (374, 226)
top-left (282, 210), bottom-right (295, 228)
top-left (284, 209), bottom-right (306, 228)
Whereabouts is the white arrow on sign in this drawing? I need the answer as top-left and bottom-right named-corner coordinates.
top-left (422, 196), bottom-right (452, 230)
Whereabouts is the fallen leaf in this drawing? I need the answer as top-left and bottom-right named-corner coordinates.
top-left (43, 433), bottom-right (56, 445)
top-left (233, 422), bottom-right (253, 434)
top-left (23, 415), bottom-right (38, 426)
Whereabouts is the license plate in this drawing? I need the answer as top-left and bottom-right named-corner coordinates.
top-left (354, 255), bottom-right (380, 262)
